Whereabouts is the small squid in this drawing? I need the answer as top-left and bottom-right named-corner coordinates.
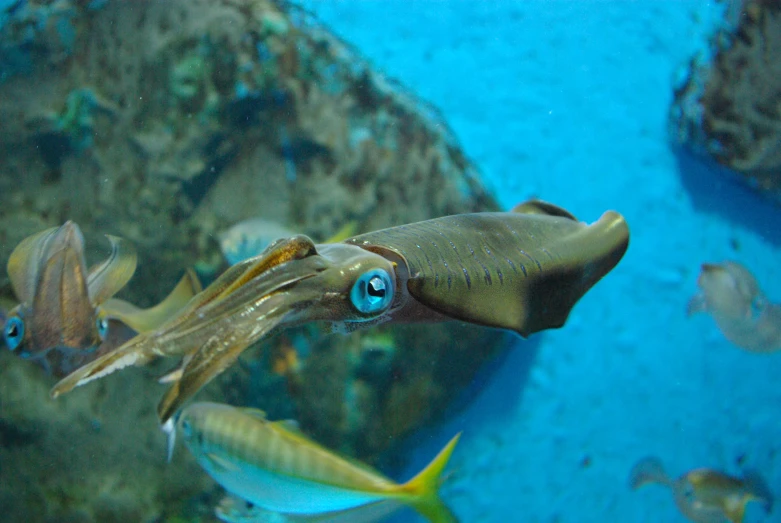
top-left (3, 221), bottom-right (200, 377)
top-left (52, 201), bottom-right (629, 423)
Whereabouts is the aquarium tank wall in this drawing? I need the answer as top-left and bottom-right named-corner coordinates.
top-left (0, 1), bottom-right (779, 522)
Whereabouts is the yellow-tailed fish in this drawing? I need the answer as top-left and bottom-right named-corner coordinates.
top-left (52, 200), bottom-right (628, 424)
top-left (629, 456), bottom-right (773, 523)
top-left (215, 494), bottom-right (404, 523)
top-left (176, 402), bottom-right (460, 523)
top-left (687, 261), bottom-right (781, 353)
top-left (3, 221), bottom-right (200, 376)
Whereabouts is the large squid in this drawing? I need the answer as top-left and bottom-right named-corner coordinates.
top-left (3, 221), bottom-right (200, 377)
top-left (51, 201), bottom-right (630, 424)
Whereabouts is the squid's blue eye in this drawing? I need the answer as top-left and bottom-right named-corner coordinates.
top-left (350, 269), bottom-right (393, 314)
top-left (96, 316), bottom-right (109, 340)
top-left (4, 316), bottom-right (25, 352)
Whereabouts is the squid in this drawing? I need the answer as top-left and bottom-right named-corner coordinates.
top-left (3, 221), bottom-right (200, 377)
top-left (51, 201), bottom-right (630, 423)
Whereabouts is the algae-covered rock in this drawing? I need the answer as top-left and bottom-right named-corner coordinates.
top-left (670, 0), bottom-right (781, 200)
top-left (0, 0), bottom-right (507, 519)
top-left (0, 0), bottom-right (498, 305)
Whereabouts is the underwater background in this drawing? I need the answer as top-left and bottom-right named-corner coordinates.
top-left (1, 0), bottom-right (780, 522)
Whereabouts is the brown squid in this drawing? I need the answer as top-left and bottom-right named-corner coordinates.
top-left (3, 221), bottom-right (200, 377)
top-left (51, 201), bottom-right (630, 423)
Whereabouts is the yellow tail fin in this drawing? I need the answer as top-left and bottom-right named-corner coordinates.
top-left (398, 433), bottom-right (461, 523)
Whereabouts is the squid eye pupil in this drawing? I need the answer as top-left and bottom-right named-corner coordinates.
top-left (367, 277), bottom-right (386, 300)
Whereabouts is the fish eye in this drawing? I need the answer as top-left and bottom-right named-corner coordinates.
top-left (96, 316), bottom-right (109, 340)
top-left (4, 316), bottom-right (25, 352)
top-left (350, 269), bottom-right (393, 314)
top-left (181, 420), bottom-right (193, 438)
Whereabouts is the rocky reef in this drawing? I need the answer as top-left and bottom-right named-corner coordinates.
top-left (670, 0), bottom-right (781, 200)
top-left (0, 0), bottom-right (506, 520)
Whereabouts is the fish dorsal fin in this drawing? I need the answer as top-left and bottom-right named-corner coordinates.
top-left (238, 407), bottom-right (268, 421)
top-left (511, 199), bottom-right (578, 221)
top-left (207, 453), bottom-right (240, 473)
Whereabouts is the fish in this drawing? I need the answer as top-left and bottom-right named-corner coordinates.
top-left (219, 219), bottom-right (297, 266)
top-left (176, 402), bottom-right (459, 523)
top-left (629, 456), bottom-right (773, 523)
top-left (269, 335), bottom-right (302, 377)
top-left (215, 493), bottom-right (404, 523)
top-left (51, 200), bottom-right (629, 423)
top-left (687, 261), bottom-right (781, 352)
top-left (219, 219), bottom-right (358, 266)
top-left (3, 221), bottom-right (201, 376)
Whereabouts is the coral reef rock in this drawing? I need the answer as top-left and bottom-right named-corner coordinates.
top-left (0, 0), bottom-right (498, 305)
top-left (670, 0), bottom-right (781, 200)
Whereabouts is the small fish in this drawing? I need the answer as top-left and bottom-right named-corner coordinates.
top-left (629, 456), bottom-right (773, 523)
top-left (269, 335), bottom-right (301, 377)
top-left (219, 219), bottom-right (297, 266)
top-left (219, 220), bottom-right (358, 266)
top-left (215, 494), bottom-right (404, 523)
top-left (176, 402), bottom-right (459, 523)
top-left (3, 221), bottom-right (200, 376)
top-left (687, 261), bottom-right (781, 352)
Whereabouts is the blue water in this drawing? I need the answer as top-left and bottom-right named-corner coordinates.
top-left (299, 2), bottom-right (781, 522)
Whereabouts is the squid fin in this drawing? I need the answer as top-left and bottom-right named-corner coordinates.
top-left (511, 199), bottom-right (578, 221)
top-left (87, 235), bottom-right (138, 305)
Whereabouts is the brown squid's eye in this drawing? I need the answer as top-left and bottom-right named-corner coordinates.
top-left (350, 269), bottom-right (393, 314)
